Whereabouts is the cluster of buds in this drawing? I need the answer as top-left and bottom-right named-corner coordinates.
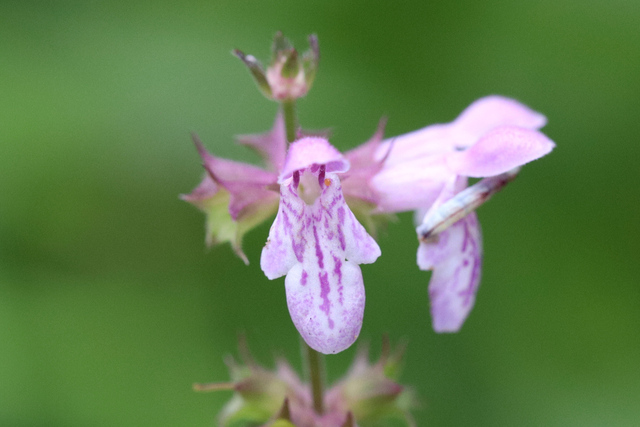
top-left (234, 32), bottom-right (319, 101)
top-left (194, 339), bottom-right (415, 427)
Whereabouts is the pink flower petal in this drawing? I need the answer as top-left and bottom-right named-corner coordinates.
top-left (417, 212), bottom-right (482, 332)
top-left (285, 260), bottom-right (366, 354)
top-left (378, 96), bottom-right (546, 167)
top-left (451, 95), bottom-right (547, 149)
top-left (370, 154), bottom-right (450, 213)
top-left (447, 126), bottom-right (556, 178)
top-left (261, 172), bottom-right (380, 354)
top-left (376, 124), bottom-right (452, 169)
top-left (372, 96), bottom-right (549, 212)
top-left (341, 118), bottom-right (388, 205)
top-left (279, 137), bottom-right (350, 183)
top-left (196, 137), bottom-right (276, 185)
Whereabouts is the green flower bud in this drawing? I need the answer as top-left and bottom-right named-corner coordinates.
top-left (234, 32), bottom-right (319, 101)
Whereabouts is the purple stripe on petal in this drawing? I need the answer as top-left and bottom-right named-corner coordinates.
top-left (292, 239), bottom-right (305, 263)
top-left (318, 271), bottom-right (334, 329)
top-left (333, 255), bottom-right (343, 285)
top-left (337, 207), bottom-right (346, 251)
top-left (461, 218), bottom-right (471, 252)
top-left (313, 225), bottom-right (324, 269)
top-left (282, 210), bottom-right (292, 230)
top-left (328, 193), bottom-right (341, 211)
top-left (293, 170), bottom-right (300, 188)
top-left (318, 165), bottom-right (326, 187)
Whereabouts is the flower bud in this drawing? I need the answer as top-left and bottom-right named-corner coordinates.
top-left (196, 338), bottom-right (416, 427)
top-left (325, 340), bottom-right (416, 426)
top-left (234, 32), bottom-right (319, 101)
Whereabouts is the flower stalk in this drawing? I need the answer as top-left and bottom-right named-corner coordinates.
top-left (282, 99), bottom-right (298, 143)
top-left (304, 342), bottom-right (325, 415)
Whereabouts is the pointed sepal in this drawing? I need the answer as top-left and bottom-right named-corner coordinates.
top-left (182, 134), bottom-right (279, 264)
top-left (299, 34), bottom-right (320, 91)
top-left (198, 341), bottom-right (304, 427)
top-left (236, 112), bottom-right (288, 172)
top-left (233, 49), bottom-right (273, 99)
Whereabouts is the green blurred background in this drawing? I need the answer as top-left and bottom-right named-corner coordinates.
top-left (1, 0), bottom-right (639, 426)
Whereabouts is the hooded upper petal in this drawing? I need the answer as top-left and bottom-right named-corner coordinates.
top-left (278, 137), bottom-right (350, 182)
top-left (370, 96), bottom-right (552, 213)
top-left (376, 96), bottom-right (545, 166)
top-left (449, 95), bottom-right (547, 148)
top-left (446, 126), bottom-right (556, 178)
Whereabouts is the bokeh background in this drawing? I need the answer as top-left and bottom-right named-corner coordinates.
top-left (1, 1), bottom-right (639, 426)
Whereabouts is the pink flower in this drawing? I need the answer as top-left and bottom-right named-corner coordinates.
top-left (184, 95), bottom-right (555, 352)
top-left (184, 115), bottom-right (380, 354)
top-left (371, 96), bottom-right (555, 332)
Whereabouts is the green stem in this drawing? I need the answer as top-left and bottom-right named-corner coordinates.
top-left (282, 99), bottom-right (298, 143)
top-left (304, 342), bottom-right (325, 415)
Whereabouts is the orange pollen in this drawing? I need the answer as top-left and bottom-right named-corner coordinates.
top-left (324, 178), bottom-right (332, 187)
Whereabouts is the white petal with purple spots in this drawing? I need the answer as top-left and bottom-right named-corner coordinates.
top-left (261, 171), bottom-right (380, 354)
